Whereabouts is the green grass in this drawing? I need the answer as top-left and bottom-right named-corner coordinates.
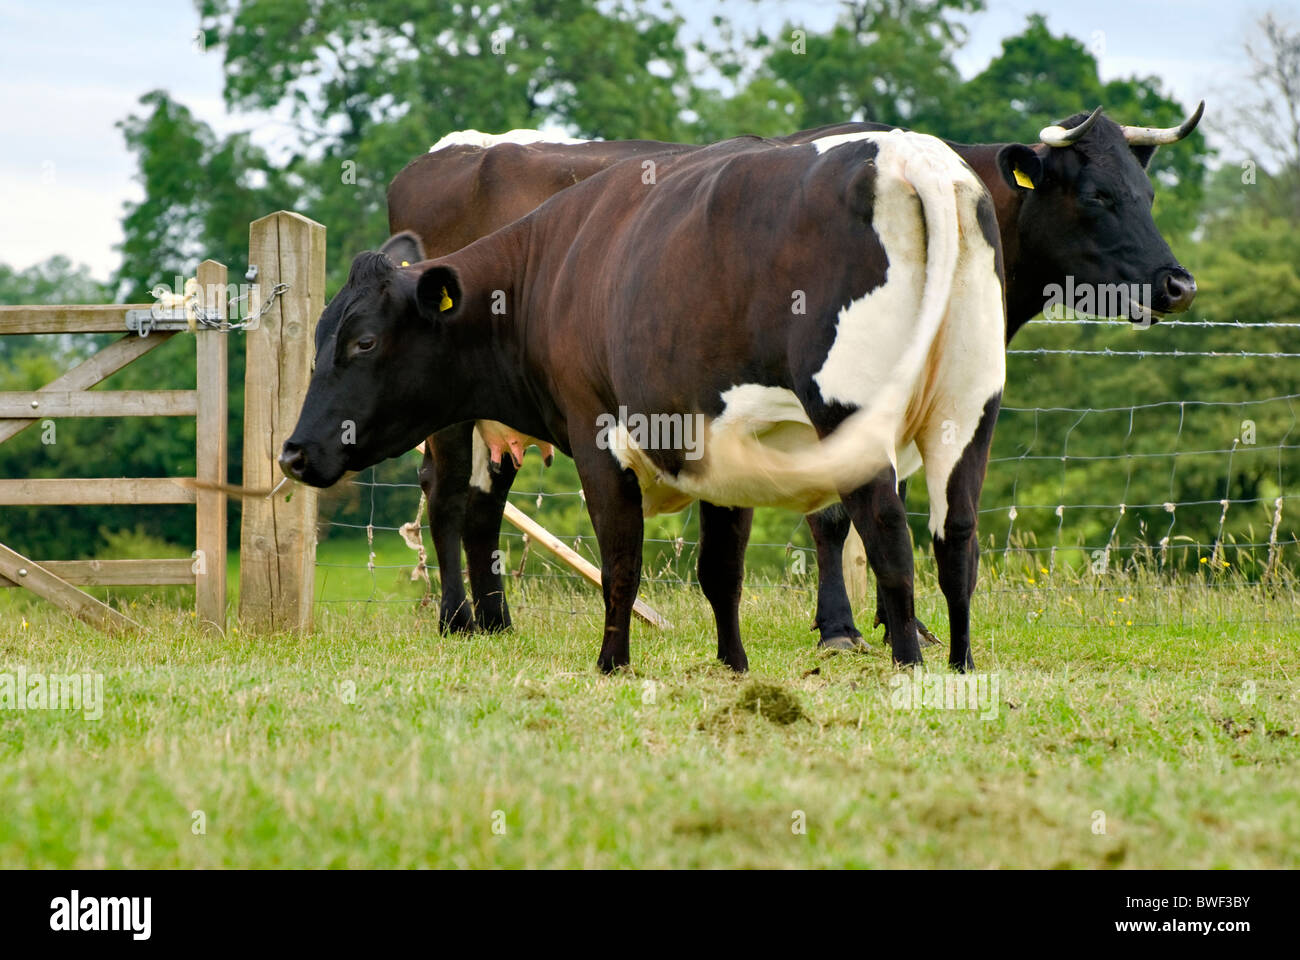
top-left (1, 551), bottom-right (1298, 868)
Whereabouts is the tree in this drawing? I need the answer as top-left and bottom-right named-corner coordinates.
top-left (1218, 12), bottom-right (1300, 222)
top-left (720, 0), bottom-right (981, 134)
top-left (115, 90), bottom-right (295, 302)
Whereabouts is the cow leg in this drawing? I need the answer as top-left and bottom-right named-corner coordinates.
top-left (697, 501), bottom-right (752, 672)
top-left (463, 456), bottom-right (518, 633)
top-left (422, 424), bottom-right (476, 634)
top-left (573, 445), bottom-right (644, 673)
top-left (926, 395), bottom-right (1000, 672)
top-left (870, 480), bottom-right (940, 647)
top-left (933, 510), bottom-right (979, 672)
top-left (842, 470), bottom-right (922, 666)
top-left (871, 479), bottom-right (902, 634)
top-left (805, 504), bottom-right (864, 650)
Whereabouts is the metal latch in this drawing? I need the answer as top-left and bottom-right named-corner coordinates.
top-left (124, 308), bottom-right (196, 336)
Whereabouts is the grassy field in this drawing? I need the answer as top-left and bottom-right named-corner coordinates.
top-left (1, 543), bottom-right (1298, 868)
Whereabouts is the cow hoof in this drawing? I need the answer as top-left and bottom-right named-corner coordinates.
top-left (818, 635), bottom-right (865, 652)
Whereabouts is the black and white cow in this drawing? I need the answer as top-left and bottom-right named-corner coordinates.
top-left (281, 130), bottom-right (1007, 673)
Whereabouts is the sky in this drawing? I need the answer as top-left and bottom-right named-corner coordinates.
top-left (0, 0), bottom-right (1280, 279)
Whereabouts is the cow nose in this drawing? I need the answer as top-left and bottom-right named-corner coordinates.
top-left (279, 442), bottom-right (308, 480)
top-left (1160, 268), bottom-right (1197, 313)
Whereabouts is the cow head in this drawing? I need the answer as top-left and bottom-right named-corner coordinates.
top-left (994, 102), bottom-right (1203, 324)
top-left (280, 231), bottom-right (453, 487)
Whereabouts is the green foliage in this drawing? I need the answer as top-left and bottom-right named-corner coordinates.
top-left (0, 257), bottom-right (106, 307)
top-left (762, 0), bottom-right (982, 129)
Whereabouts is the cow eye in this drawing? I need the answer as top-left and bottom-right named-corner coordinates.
top-left (355, 335), bottom-right (376, 353)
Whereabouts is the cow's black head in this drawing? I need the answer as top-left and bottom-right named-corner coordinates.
top-left (280, 231), bottom-right (458, 487)
top-left (993, 102), bottom-right (1202, 323)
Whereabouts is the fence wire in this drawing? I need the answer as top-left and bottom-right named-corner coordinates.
top-left (313, 316), bottom-right (1300, 627)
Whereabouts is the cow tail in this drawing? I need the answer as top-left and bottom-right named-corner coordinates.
top-left (807, 147), bottom-right (963, 492)
top-left (893, 149), bottom-right (961, 414)
top-left (698, 143), bottom-right (967, 507)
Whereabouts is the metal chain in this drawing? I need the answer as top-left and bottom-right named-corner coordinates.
top-left (132, 280), bottom-right (292, 336)
top-left (196, 281), bottom-right (291, 331)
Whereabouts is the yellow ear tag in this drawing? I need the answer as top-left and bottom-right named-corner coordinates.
top-left (439, 287), bottom-right (453, 312)
top-left (1013, 167), bottom-right (1035, 190)
top-left (400, 261), bottom-right (410, 267)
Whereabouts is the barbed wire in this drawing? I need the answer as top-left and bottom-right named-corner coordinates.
top-left (1024, 318), bottom-right (1300, 328)
top-left (1009, 348), bottom-right (1300, 358)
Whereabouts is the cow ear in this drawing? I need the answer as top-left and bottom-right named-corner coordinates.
top-left (416, 264), bottom-right (462, 320)
top-left (996, 144), bottom-right (1043, 192)
top-left (1130, 144), bottom-right (1158, 170)
top-left (379, 231), bottom-right (426, 267)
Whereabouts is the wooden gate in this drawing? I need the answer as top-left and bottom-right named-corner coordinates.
top-left (0, 260), bottom-right (229, 633)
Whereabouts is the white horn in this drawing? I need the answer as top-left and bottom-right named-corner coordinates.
top-left (1120, 100), bottom-right (1205, 146)
top-left (1039, 106), bottom-right (1104, 147)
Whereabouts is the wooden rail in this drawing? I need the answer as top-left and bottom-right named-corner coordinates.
top-left (0, 478), bottom-right (197, 505)
top-left (0, 558), bottom-right (195, 588)
top-left (0, 304), bottom-right (153, 335)
top-left (0, 333), bottom-right (175, 445)
top-left (0, 390), bottom-right (196, 418)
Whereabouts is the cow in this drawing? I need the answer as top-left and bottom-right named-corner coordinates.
top-left (280, 130), bottom-right (1008, 673)
top-left (388, 103), bottom-right (1203, 649)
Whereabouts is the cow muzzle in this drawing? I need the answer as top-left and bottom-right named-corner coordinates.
top-left (1153, 265), bottom-right (1197, 314)
top-left (279, 442), bottom-right (308, 481)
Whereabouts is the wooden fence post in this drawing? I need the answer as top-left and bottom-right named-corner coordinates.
top-left (239, 212), bottom-right (326, 632)
top-left (194, 259), bottom-right (228, 632)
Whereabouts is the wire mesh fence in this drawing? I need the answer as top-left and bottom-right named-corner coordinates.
top-left (312, 316), bottom-right (1300, 627)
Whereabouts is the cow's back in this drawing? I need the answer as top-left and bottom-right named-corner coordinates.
top-left (387, 137), bottom-right (689, 259)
